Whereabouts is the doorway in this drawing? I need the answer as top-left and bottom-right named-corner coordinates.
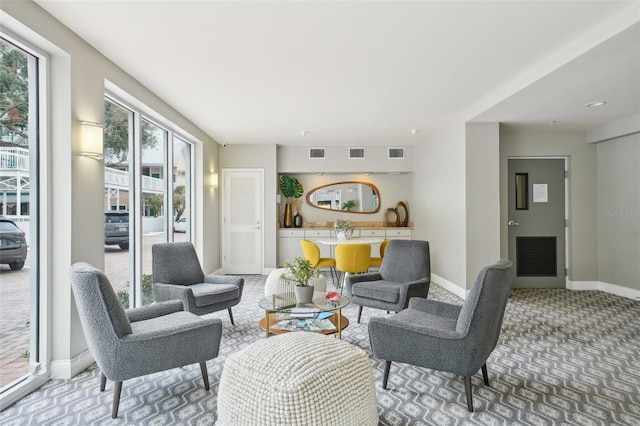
top-left (221, 169), bottom-right (264, 274)
top-left (507, 158), bottom-right (567, 288)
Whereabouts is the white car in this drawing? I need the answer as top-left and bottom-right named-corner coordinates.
top-left (174, 217), bottom-right (187, 233)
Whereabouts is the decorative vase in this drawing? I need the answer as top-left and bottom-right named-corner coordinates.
top-left (294, 285), bottom-right (314, 304)
top-left (283, 203), bottom-right (293, 228)
top-left (293, 213), bottom-right (303, 228)
top-left (335, 228), bottom-right (353, 240)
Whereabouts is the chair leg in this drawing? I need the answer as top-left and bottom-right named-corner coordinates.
top-left (228, 308), bottom-right (235, 325)
top-left (100, 372), bottom-right (107, 392)
top-left (481, 363), bottom-right (489, 386)
top-left (357, 305), bottom-right (363, 323)
top-left (382, 361), bottom-right (392, 389)
top-left (112, 381), bottom-right (122, 418)
top-left (464, 376), bottom-right (473, 412)
top-left (200, 362), bottom-right (210, 391)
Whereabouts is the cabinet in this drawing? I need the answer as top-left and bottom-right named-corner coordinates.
top-left (278, 229), bottom-right (305, 266)
top-left (278, 227), bottom-right (412, 266)
top-left (278, 229), bottom-right (331, 266)
top-left (385, 228), bottom-right (412, 240)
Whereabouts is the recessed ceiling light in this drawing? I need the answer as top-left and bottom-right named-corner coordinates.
top-left (585, 101), bottom-right (607, 107)
top-left (300, 130), bottom-right (307, 136)
top-left (411, 129), bottom-right (418, 135)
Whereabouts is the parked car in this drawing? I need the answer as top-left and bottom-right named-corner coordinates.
top-left (174, 217), bottom-right (187, 233)
top-left (105, 211), bottom-right (129, 250)
top-left (0, 216), bottom-right (28, 270)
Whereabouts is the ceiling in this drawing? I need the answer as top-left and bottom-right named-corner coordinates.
top-left (35, 1), bottom-right (640, 147)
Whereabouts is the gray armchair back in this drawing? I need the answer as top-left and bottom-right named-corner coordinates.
top-left (152, 241), bottom-right (205, 285)
top-left (379, 239), bottom-right (431, 283)
top-left (71, 262), bottom-right (222, 418)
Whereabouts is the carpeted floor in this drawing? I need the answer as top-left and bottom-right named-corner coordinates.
top-left (1, 273), bottom-right (639, 425)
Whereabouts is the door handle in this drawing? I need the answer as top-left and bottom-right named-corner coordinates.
top-left (508, 220), bottom-right (520, 227)
top-left (252, 226), bottom-right (261, 230)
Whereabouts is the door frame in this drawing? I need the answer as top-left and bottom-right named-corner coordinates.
top-left (506, 156), bottom-right (570, 287)
top-left (221, 168), bottom-right (265, 274)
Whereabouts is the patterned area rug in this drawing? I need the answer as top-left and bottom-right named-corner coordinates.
top-left (1, 274), bottom-right (639, 425)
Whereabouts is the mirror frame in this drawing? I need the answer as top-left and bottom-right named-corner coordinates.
top-left (305, 181), bottom-right (381, 214)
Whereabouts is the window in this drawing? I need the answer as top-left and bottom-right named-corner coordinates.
top-left (103, 96), bottom-right (193, 308)
top-left (0, 37), bottom-right (42, 394)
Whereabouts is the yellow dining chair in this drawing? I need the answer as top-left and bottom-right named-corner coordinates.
top-left (300, 239), bottom-right (338, 284)
top-left (335, 244), bottom-right (371, 294)
top-left (368, 239), bottom-right (390, 269)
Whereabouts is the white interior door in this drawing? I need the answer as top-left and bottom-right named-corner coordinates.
top-left (222, 169), bottom-right (263, 274)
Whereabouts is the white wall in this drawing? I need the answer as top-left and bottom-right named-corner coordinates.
top-left (220, 144), bottom-right (278, 270)
top-left (1, 1), bottom-right (220, 379)
top-left (411, 126), bottom-right (467, 294)
top-left (278, 145), bottom-right (413, 174)
top-left (596, 133), bottom-right (639, 290)
top-left (466, 123), bottom-right (501, 286)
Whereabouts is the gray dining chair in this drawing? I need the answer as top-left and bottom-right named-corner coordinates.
top-left (152, 242), bottom-right (244, 324)
top-left (70, 262), bottom-right (222, 418)
top-left (368, 259), bottom-right (514, 412)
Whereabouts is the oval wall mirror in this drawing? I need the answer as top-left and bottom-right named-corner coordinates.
top-left (306, 181), bottom-right (381, 214)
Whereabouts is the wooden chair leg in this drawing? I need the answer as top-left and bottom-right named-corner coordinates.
top-left (228, 308), bottom-right (235, 325)
top-left (100, 372), bottom-right (107, 392)
top-left (112, 381), bottom-right (122, 418)
top-left (464, 376), bottom-right (473, 412)
top-left (481, 363), bottom-right (489, 386)
top-left (200, 362), bottom-right (210, 391)
top-left (357, 305), bottom-right (363, 323)
top-left (382, 361), bottom-right (392, 389)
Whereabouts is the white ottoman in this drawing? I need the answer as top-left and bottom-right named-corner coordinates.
top-left (264, 268), bottom-right (327, 296)
top-left (216, 332), bottom-right (379, 426)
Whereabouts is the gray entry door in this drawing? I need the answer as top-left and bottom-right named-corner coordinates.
top-left (508, 159), bottom-right (566, 288)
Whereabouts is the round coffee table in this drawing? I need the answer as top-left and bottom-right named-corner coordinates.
top-left (258, 292), bottom-right (350, 338)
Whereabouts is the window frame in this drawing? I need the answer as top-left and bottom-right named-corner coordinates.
top-left (104, 91), bottom-right (196, 308)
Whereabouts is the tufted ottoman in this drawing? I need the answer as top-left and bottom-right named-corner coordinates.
top-left (216, 332), bottom-right (378, 426)
top-left (264, 268), bottom-right (327, 296)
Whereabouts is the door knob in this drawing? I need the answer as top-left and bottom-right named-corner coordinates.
top-left (508, 220), bottom-right (520, 227)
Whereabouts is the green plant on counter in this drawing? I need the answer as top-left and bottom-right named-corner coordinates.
top-left (279, 175), bottom-right (303, 203)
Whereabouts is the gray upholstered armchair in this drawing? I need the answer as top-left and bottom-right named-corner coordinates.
top-left (152, 242), bottom-right (244, 324)
top-left (70, 262), bottom-right (222, 418)
top-left (345, 240), bottom-right (430, 323)
top-left (368, 259), bottom-right (514, 412)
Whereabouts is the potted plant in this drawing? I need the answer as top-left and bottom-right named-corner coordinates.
top-left (279, 175), bottom-right (303, 228)
top-left (283, 257), bottom-right (320, 303)
top-left (334, 219), bottom-right (354, 240)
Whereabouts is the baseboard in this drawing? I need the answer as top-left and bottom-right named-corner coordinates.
top-left (431, 273), bottom-right (468, 299)
top-left (567, 280), bottom-right (640, 300)
top-left (50, 349), bottom-right (95, 380)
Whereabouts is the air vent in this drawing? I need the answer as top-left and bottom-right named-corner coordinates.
top-left (309, 148), bottom-right (325, 159)
top-left (349, 147), bottom-right (365, 159)
top-left (388, 147), bottom-right (405, 159)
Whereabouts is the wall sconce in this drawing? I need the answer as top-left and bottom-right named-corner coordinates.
top-left (210, 172), bottom-right (219, 188)
top-left (81, 121), bottom-right (104, 159)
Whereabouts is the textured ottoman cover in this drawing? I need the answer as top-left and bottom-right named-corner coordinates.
top-left (264, 268), bottom-right (327, 296)
top-left (216, 332), bottom-right (378, 425)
